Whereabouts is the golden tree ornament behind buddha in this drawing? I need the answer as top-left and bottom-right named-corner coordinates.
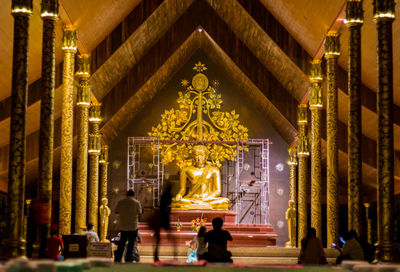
top-left (149, 61), bottom-right (249, 210)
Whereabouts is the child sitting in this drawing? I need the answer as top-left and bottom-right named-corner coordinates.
top-left (186, 240), bottom-right (198, 263)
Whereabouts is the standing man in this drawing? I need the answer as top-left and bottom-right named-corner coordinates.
top-left (114, 190), bottom-right (142, 263)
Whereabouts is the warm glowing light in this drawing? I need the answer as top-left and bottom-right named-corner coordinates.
top-left (88, 149), bottom-right (101, 155)
top-left (12, 8), bottom-right (32, 14)
top-left (325, 51), bottom-right (340, 56)
top-left (41, 11), bottom-right (58, 18)
top-left (310, 103), bottom-right (323, 108)
top-left (77, 101), bottom-right (90, 106)
top-left (198, 28), bottom-right (203, 33)
top-left (76, 71), bottom-right (89, 76)
top-left (89, 117), bottom-right (102, 123)
top-left (374, 12), bottom-right (395, 19)
top-left (62, 45), bottom-right (77, 50)
top-left (310, 76), bottom-right (323, 81)
top-left (298, 151), bottom-right (310, 156)
top-left (347, 19), bottom-right (363, 24)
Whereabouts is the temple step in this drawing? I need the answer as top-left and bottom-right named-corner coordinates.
top-left (132, 246), bottom-right (339, 264)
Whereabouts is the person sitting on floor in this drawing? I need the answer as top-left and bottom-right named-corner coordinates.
top-left (83, 222), bottom-right (100, 243)
top-left (335, 230), bottom-right (364, 264)
top-left (194, 226), bottom-right (207, 260)
top-left (298, 227), bottom-right (327, 265)
top-left (204, 217), bottom-right (233, 263)
top-left (186, 240), bottom-right (198, 263)
top-left (46, 230), bottom-right (64, 260)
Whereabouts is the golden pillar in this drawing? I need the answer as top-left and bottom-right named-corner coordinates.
top-left (99, 145), bottom-right (110, 242)
top-left (364, 203), bottom-right (373, 246)
top-left (287, 147), bottom-right (297, 247)
top-left (4, 0), bottom-right (33, 258)
top-left (37, 0), bottom-right (58, 257)
top-left (346, 0), bottom-right (364, 237)
top-left (309, 59), bottom-right (323, 239)
top-left (88, 104), bottom-right (102, 231)
top-left (99, 145), bottom-right (109, 199)
top-left (297, 104), bottom-right (309, 245)
top-left (373, 0), bottom-right (396, 262)
top-left (59, 26), bottom-right (77, 236)
top-left (288, 147), bottom-right (298, 205)
top-left (324, 31), bottom-right (340, 248)
top-left (74, 54), bottom-right (91, 234)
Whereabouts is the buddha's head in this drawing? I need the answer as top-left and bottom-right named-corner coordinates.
top-left (101, 197), bottom-right (108, 206)
top-left (192, 145), bottom-right (208, 167)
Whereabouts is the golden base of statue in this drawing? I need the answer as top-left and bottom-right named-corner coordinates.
top-left (171, 199), bottom-right (230, 211)
top-left (101, 239), bottom-right (110, 243)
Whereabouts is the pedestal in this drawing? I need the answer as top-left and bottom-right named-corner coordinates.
top-left (139, 209), bottom-right (277, 247)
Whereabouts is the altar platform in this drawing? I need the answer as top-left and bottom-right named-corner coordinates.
top-left (138, 209), bottom-right (277, 247)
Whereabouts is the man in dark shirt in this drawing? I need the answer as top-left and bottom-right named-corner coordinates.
top-left (204, 217), bottom-right (233, 263)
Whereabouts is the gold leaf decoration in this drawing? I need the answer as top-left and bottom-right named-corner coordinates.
top-left (149, 61), bottom-right (249, 168)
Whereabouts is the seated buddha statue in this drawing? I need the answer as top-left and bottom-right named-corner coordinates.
top-left (172, 145), bottom-right (230, 210)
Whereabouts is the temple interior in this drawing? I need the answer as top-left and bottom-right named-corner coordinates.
top-left (0, 0), bottom-right (400, 268)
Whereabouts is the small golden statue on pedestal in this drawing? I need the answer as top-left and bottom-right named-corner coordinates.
top-left (172, 145), bottom-right (230, 210)
top-left (285, 200), bottom-right (297, 248)
top-left (99, 198), bottom-right (111, 243)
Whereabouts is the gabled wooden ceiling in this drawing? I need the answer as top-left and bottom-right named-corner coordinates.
top-left (0, 0), bottom-right (399, 199)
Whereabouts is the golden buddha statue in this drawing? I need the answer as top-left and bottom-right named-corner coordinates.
top-left (99, 198), bottom-right (111, 243)
top-left (172, 145), bottom-right (229, 210)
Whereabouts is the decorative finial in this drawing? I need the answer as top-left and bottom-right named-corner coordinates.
top-left (41, 0), bottom-right (59, 18)
top-left (76, 54), bottom-right (90, 78)
top-left (297, 135), bottom-right (310, 157)
top-left (89, 103), bottom-right (102, 123)
top-left (297, 104), bottom-right (308, 124)
top-left (62, 25), bottom-right (77, 51)
top-left (373, 0), bottom-right (395, 20)
top-left (288, 147), bottom-right (298, 165)
top-left (325, 32), bottom-right (340, 57)
top-left (11, 0), bottom-right (33, 15)
top-left (88, 134), bottom-right (101, 155)
top-left (77, 81), bottom-right (90, 106)
top-left (346, 0), bottom-right (364, 25)
top-left (99, 145), bottom-right (109, 164)
top-left (309, 60), bottom-right (323, 108)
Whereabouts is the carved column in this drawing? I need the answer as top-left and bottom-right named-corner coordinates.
top-left (324, 31), bottom-right (340, 247)
top-left (59, 26), bottom-right (77, 236)
top-left (88, 104), bottom-right (102, 231)
top-left (309, 59), bottom-right (323, 238)
top-left (74, 54), bottom-right (91, 234)
top-left (346, 0), bottom-right (364, 237)
top-left (288, 147), bottom-right (298, 204)
top-left (37, 0), bottom-right (58, 257)
top-left (373, 0), bottom-right (396, 262)
top-left (99, 145), bottom-right (110, 242)
top-left (99, 145), bottom-right (109, 200)
top-left (364, 203), bottom-right (373, 246)
top-left (297, 104), bottom-right (309, 245)
top-left (287, 146), bottom-right (297, 247)
top-left (4, 0), bottom-right (33, 258)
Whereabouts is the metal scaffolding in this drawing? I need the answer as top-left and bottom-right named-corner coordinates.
top-left (127, 137), bottom-right (164, 208)
top-left (233, 139), bottom-right (270, 225)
